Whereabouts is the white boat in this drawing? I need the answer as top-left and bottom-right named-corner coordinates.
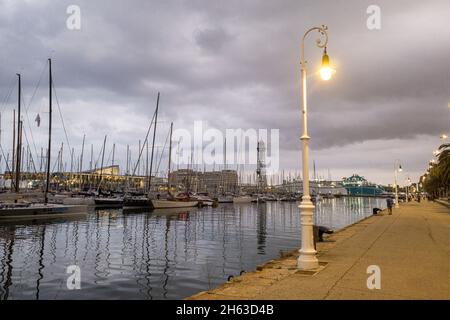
top-left (151, 199), bottom-right (198, 209)
top-left (233, 196), bottom-right (253, 203)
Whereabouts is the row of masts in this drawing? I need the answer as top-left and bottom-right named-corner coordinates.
top-left (1, 59), bottom-right (170, 197)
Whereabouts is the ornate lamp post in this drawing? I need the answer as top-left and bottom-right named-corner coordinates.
top-left (405, 177), bottom-right (411, 202)
top-left (394, 160), bottom-right (402, 209)
top-left (298, 25), bottom-right (333, 270)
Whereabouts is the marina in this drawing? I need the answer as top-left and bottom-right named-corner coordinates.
top-left (0, 0), bottom-right (448, 307)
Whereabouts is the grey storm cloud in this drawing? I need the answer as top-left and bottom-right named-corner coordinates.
top-left (0, 0), bottom-right (449, 184)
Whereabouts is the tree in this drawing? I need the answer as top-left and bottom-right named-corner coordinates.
top-left (423, 143), bottom-right (450, 198)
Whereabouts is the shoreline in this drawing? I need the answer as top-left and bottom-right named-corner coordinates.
top-left (186, 207), bottom-right (388, 300)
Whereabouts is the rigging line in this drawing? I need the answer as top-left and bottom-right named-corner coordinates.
top-left (21, 93), bottom-right (40, 166)
top-left (21, 125), bottom-right (37, 173)
top-left (21, 61), bottom-right (47, 163)
top-left (51, 150), bottom-right (59, 173)
top-left (95, 144), bottom-right (113, 190)
top-left (25, 60), bottom-right (47, 112)
top-left (155, 127), bottom-right (171, 176)
top-left (1, 78), bottom-right (16, 112)
top-left (0, 144), bottom-right (12, 175)
top-left (131, 109), bottom-right (157, 177)
top-left (94, 140), bottom-right (105, 169)
top-left (51, 79), bottom-right (72, 152)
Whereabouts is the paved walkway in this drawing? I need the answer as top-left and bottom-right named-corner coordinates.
top-left (188, 200), bottom-right (450, 300)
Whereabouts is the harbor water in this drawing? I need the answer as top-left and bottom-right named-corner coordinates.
top-left (0, 197), bottom-right (386, 300)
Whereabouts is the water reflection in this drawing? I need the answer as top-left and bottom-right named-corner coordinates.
top-left (256, 204), bottom-right (267, 255)
top-left (0, 197), bottom-right (385, 300)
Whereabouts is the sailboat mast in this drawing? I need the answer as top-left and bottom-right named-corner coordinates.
top-left (126, 144), bottom-right (129, 175)
top-left (222, 137), bottom-right (226, 194)
top-left (11, 110), bottom-right (15, 191)
top-left (112, 143), bottom-right (115, 168)
top-left (147, 92), bottom-right (160, 193)
top-left (313, 160), bottom-right (316, 181)
top-left (44, 59), bottom-right (52, 204)
top-left (80, 134), bottom-right (85, 173)
top-left (79, 134), bottom-right (85, 189)
top-left (167, 122), bottom-right (173, 190)
top-left (97, 135), bottom-right (107, 191)
top-left (145, 140), bottom-right (148, 184)
top-left (15, 74), bottom-right (21, 193)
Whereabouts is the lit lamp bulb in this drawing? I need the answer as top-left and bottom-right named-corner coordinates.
top-left (398, 165), bottom-right (403, 172)
top-left (320, 47), bottom-right (333, 81)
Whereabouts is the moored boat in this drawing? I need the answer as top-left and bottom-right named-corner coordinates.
top-left (63, 196), bottom-right (95, 205)
top-left (233, 195), bottom-right (253, 203)
top-left (94, 197), bottom-right (123, 208)
top-left (151, 199), bottom-right (198, 209)
top-left (0, 203), bottom-right (88, 221)
top-left (217, 194), bottom-right (234, 203)
top-left (190, 193), bottom-right (216, 207)
top-left (123, 196), bottom-right (153, 210)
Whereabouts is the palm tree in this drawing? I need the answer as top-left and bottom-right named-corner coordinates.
top-left (423, 143), bottom-right (450, 198)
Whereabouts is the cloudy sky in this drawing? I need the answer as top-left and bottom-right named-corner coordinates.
top-left (0, 0), bottom-right (449, 185)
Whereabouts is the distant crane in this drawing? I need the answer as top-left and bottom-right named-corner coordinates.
top-left (256, 140), bottom-right (267, 190)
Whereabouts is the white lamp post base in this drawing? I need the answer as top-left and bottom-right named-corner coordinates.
top-left (298, 252), bottom-right (319, 270)
top-left (297, 199), bottom-right (319, 270)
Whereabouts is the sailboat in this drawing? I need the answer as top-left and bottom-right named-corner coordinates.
top-left (0, 59), bottom-right (87, 220)
top-left (123, 93), bottom-right (160, 210)
top-left (151, 122), bottom-right (198, 209)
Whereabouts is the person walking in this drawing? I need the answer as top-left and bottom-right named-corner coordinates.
top-left (386, 196), bottom-right (393, 215)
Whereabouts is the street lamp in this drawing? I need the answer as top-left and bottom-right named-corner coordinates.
top-left (405, 177), bottom-right (411, 202)
top-left (320, 48), bottom-right (333, 81)
top-left (440, 133), bottom-right (448, 140)
top-left (394, 160), bottom-right (402, 209)
top-left (298, 25), bottom-right (332, 270)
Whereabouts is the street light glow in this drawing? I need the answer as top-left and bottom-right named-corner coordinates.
top-left (320, 47), bottom-right (333, 81)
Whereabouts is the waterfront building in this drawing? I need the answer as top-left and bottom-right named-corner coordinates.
top-left (169, 169), bottom-right (238, 194)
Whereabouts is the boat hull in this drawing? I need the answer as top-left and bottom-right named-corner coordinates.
top-left (0, 204), bottom-right (88, 221)
top-left (123, 197), bottom-right (154, 210)
top-left (151, 200), bottom-right (198, 209)
top-left (344, 186), bottom-right (384, 197)
top-left (94, 198), bottom-right (123, 208)
top-left (63, 197), bottom-right (95, 205)
top-left (233, 196), bottom-right (253, 203)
